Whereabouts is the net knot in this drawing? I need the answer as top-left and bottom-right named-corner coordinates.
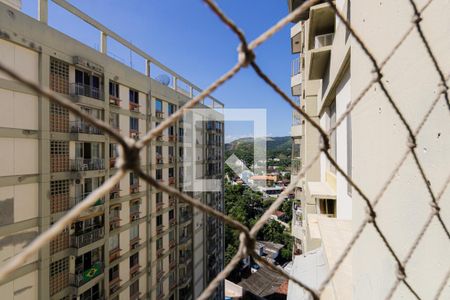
top-left (238, 43), bottom-right (255, 67)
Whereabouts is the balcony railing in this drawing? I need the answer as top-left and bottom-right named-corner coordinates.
top-left (69, 121), bottom-right (102, 135)
top-left (179, 251), bottom-right (192, 264)
top-left (70, 83), bottom-right (103, 100)
top-left (130, 264), bottom-right (140, 277)
top-left (180, 212), bottom-right (192, 224)
top-left (130, 130), bottom-right (139, 140)
top-left (109, 95), bottom-right (121, 106)
top-left (71, 193), bottom-right (105, 207)
top-left (70, 227), bottom-right (104, 248)
top-left (110, 184), bottom-right (120, 199)
top-left (155, 111), bottom-right (164, 119)
top-left (70, 158), bottom-right (105, 171)
top-left (110, 157), bottom-right (117, 168)
top-left (130, 205), bottom-right (141, 222)
top-left (109, 273), bottom-right (121, 293)
top-left (130, 182), bottom-right (140, 194)
top-left (179, 233), bottom-right (192, 244)
top-left (70, 261), bottom-right (104, 287)
top-left (109, 247), bottom-right (121, 262)
top-left (129, 102), bottom-right (140, 113)
top-left (168, 135), bottom-right (176, 142)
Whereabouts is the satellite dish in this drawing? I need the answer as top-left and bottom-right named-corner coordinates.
top-left (156, 74), bottom-right (171, 86)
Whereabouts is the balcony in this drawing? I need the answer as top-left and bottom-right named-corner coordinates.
top-left (69, 121), bottom-right (102, 135)
top-left (180, 212), bottom-right (192, 224)
top-left (130, 130), bottom-right (139, 140)
top-left (129, 102), bottom-right (140, 113)
top-left (110, 157), bottom-right (117, 168)
top-left (130, 205), bottom-right (141, 222)
top-left (156, 155), bottom-right (163, 165)
top-left (169, 217), bottom-right (176, 226)
top-left (70, 261), bottom-right (104, 287)
top-left (156, 247), bottom-right (164, 258)
top-left (130, 182), bottom-right (140, 194)
top-left (155, 111), bottom-right (164, 119)
top-left (179, 233), bottom-right (191, 245)
top-left (70, 83), bottom-right (103, 100)
top-left (130, 263), bottom-right (141, 277)
top-left (179, 251), bottom-right (192, 264)
top-left (168, 135), bottom-right (177, 142)
top-left (287, 0), bottom-right (314, 21)
top-left (70, 227), bottom-right (104, 248)
top-left (70, 158), bottom-right (105, 172)
top-left (110, 184), bottom-right (120, 200)
top-left (109, 273), bottom-right (121, 294)
top-left (169, 156), bottom-right (174, 164)
top-left (178, 275), bottom-right (191, 287)
top-left (109, 247), bottom-right (121, 263)
top-left (156, 224), bottom-right (164, 234)
top-left (169, 177), bottom-right (175, 185)
top-left (169, 239), bottom-right (176, 249)
top-left (109, 95), bottom-right (121, 107)
top-left (72, 192), bottom-right (105, 206)
top-left (130, 236), bottom-right (140, 250)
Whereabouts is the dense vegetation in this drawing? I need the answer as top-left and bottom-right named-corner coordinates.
top-left (224, 183), bottom-right (293, 265)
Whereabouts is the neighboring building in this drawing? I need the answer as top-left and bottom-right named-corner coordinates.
top-left (0, 1), bottom-right (224, 300)
top-left (287, 0), bottom-right (450, 299)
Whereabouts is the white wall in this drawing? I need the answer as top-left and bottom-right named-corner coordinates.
top-left (335, 70), bottom-right (352, 220)
top-left (352, 0), bottom-right (450, 298)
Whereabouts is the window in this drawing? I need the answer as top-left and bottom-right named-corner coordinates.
top-left (110, 112), bottom-right (119, 129)
top-left (109, 81), bottom-right (119, 98)
top-left (169, 230), bottom-right (175, 243)
top-left (156, 192), bottom-right (163, 205)
top-left (168, 146), bottom-right (174, 157)
top-left (156, 215), bottom-right (163, 227)
top-left (156, 237), bottom-right (163, 251)
top-left (129, 89), bottom-right (139, 104)
top-left (109, 235), bottom-right (119, 251)
top-left (130, 252), bottom-right (139, 268)
top-left (156, 169), bottom-right (163, 180)
top-left (109, 264), bottom-right (119, 281)
top-left (319, 199), bottom-right (336, 216)
top-left (155, 99), bottom-right (163, 112)
top-left (169, 168), bottom-right (174, 178)
top-left (130, 280), bottom-right (139, 297)
top-left (168, 103), bottom-right (176, 115)
top-left (169, 272), bottom-right (175, 287)
top-left (130, 225), bottom-right (139, 240)
top-left (169, 209), bottom-right (175, 221)
top-left (168, 126), bottom-right (175, 136)
top-left (130, 117), bottom-right (139, 131)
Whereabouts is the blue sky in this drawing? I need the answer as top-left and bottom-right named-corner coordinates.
top-left (22, 0), bottom-right (295, 142)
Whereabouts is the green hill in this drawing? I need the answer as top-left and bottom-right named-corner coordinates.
top-left (225, 136), bottom-right (291, 166)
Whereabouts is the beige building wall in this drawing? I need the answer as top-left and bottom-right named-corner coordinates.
top-left (0, 2), bottom-right (224, 300)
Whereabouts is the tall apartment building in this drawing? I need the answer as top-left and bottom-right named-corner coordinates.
top-left (287, 0), bottom-right (449, 299)
top-left (0, 1), bottom-right (224, 300)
